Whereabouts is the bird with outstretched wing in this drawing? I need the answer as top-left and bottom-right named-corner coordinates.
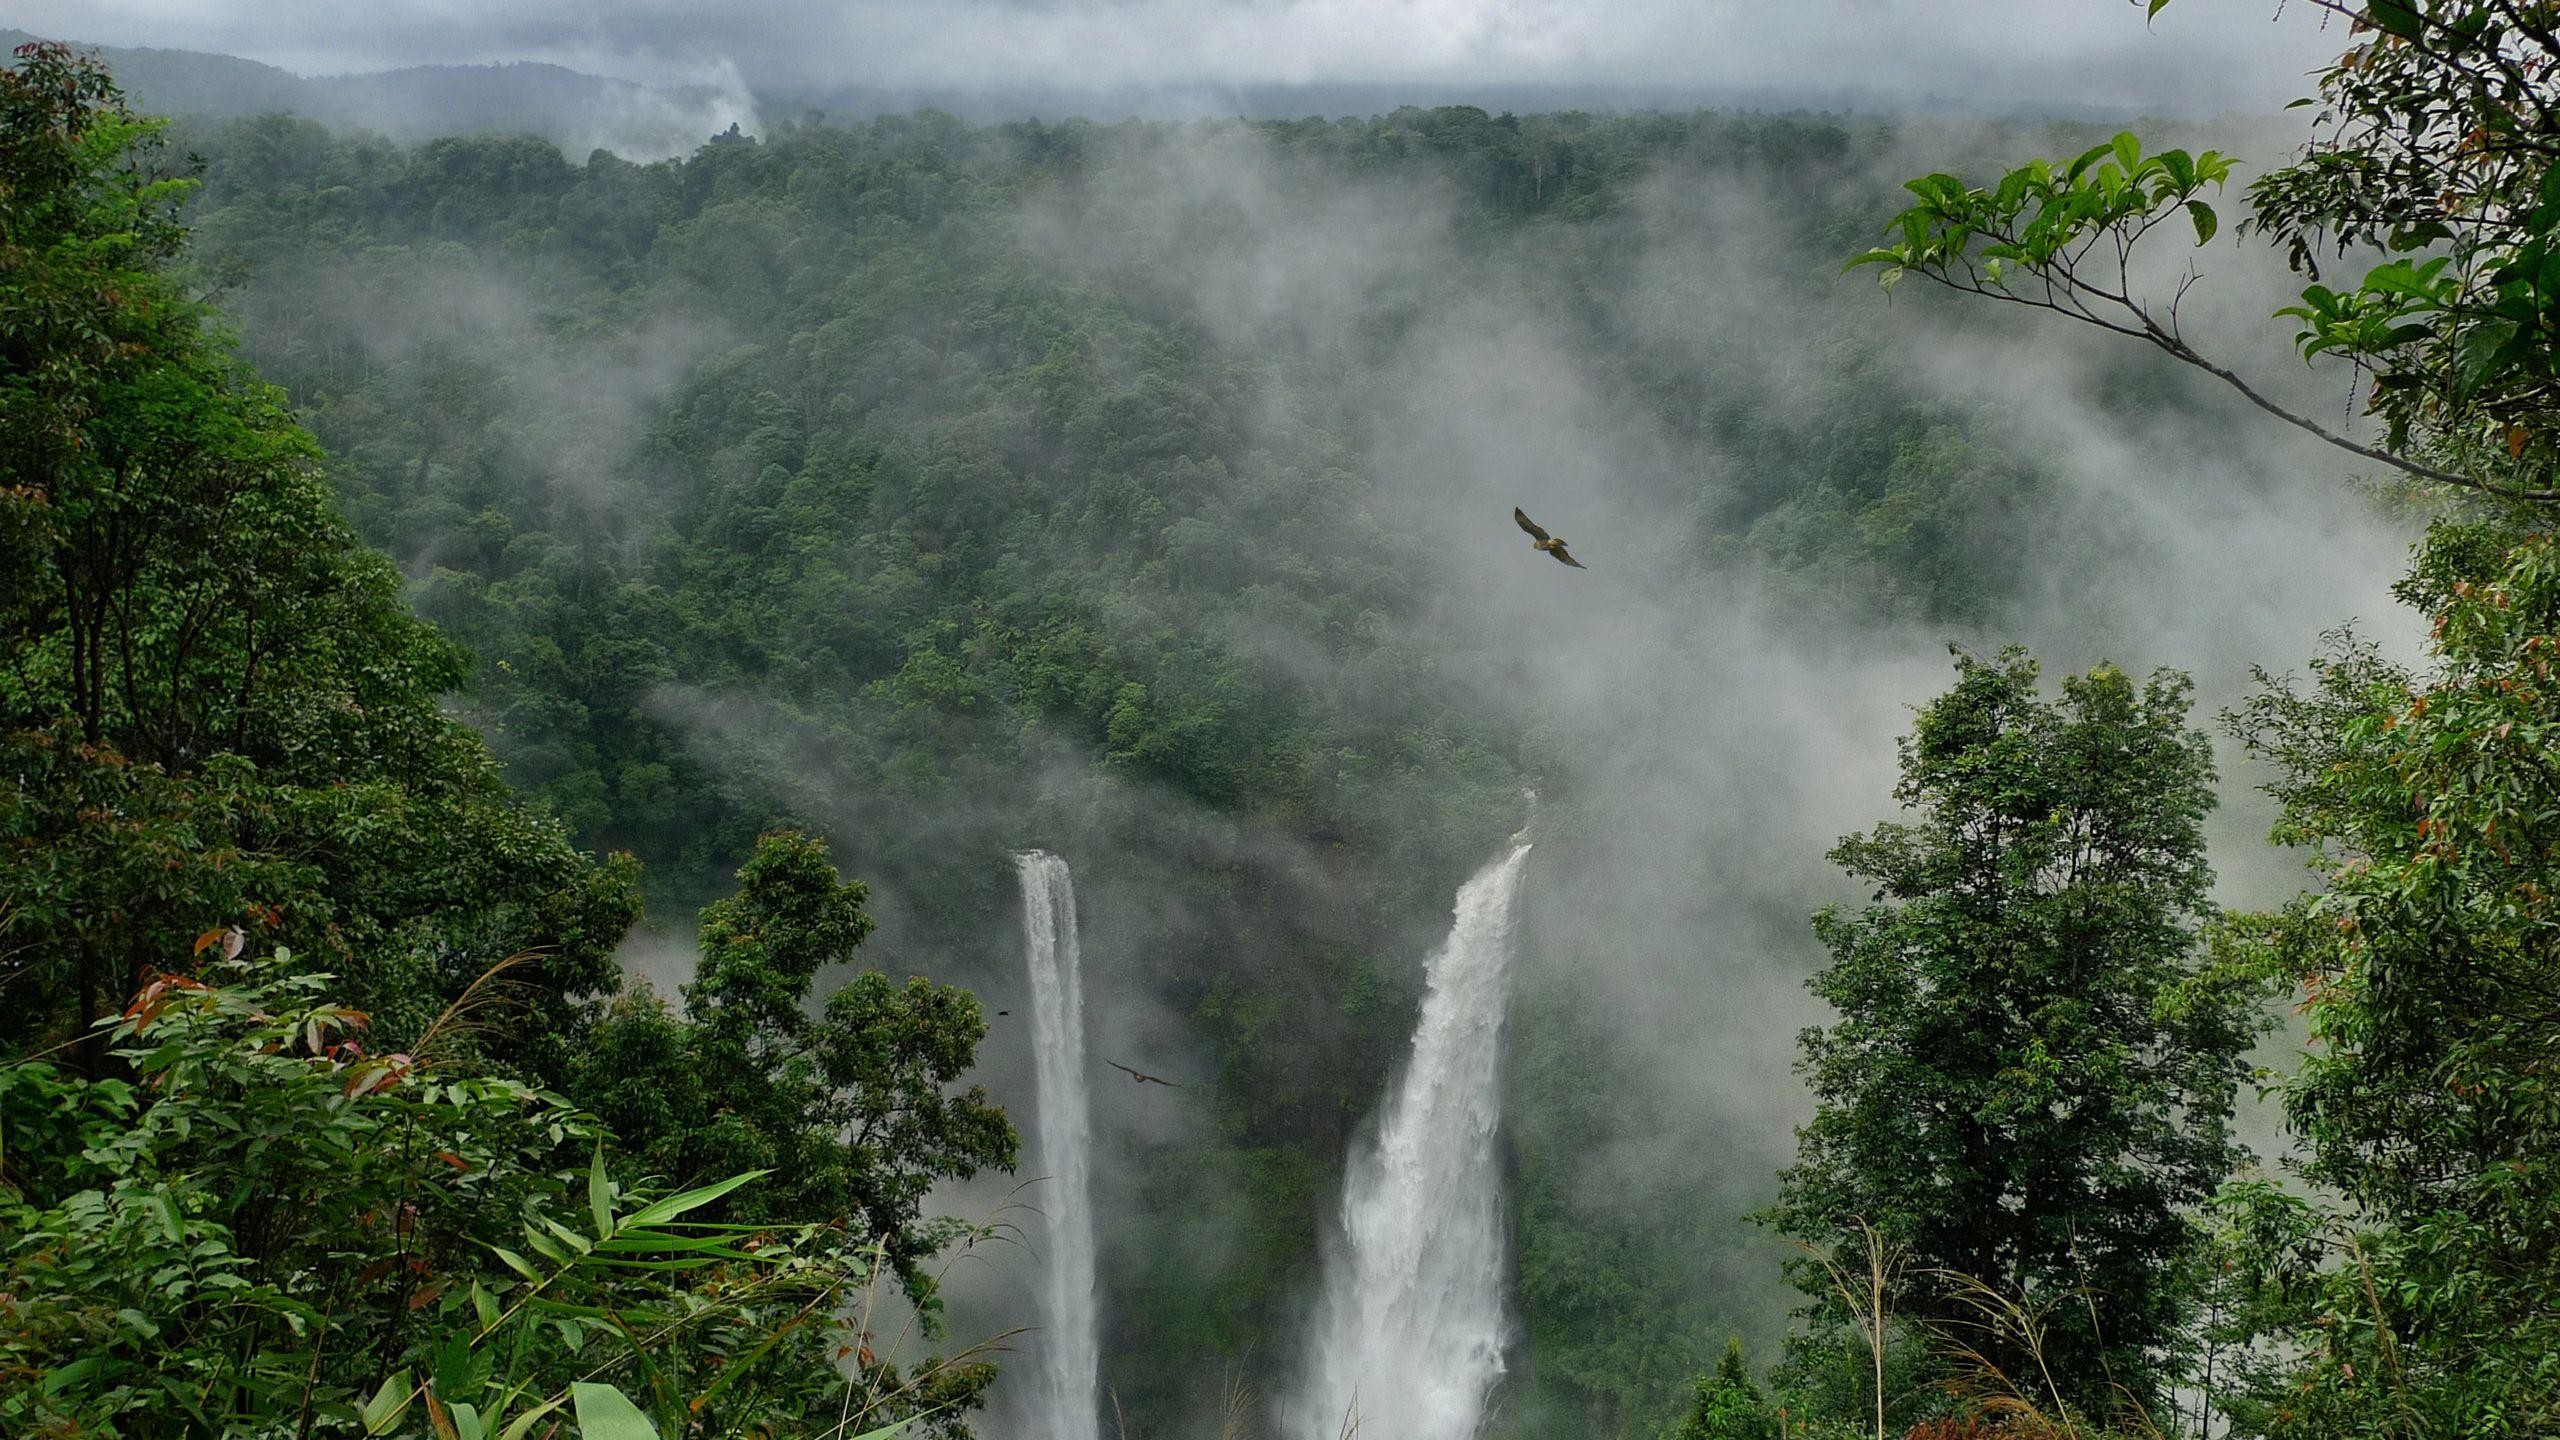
top-left (1515, 507), bottom-right (1586, 568)
top-left (1105, 1058), bottom-right (1183, 1087)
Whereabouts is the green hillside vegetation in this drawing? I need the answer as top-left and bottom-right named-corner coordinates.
top-left (0, 28), bottom-right (743, 158)
top-left (164, 92), bottom-right (2109, 1430)
top-left (2, 43), bottom-right (1007, 1438)
top-left (8, 0), bottom-right (2560, 1434)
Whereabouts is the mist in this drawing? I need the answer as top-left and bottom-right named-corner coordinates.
top-left (621, 108), bottom-right (2414, 1429)
top-left (13, 0), bottom-right (2348, 115)
top-left (155, 54), bottom-right (2434, 1440)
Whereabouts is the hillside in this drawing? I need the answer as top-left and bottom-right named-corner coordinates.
top-left (168, 99), bottom-right (2333, 1432)
top-left (0, 29), bottom-right (751, 159)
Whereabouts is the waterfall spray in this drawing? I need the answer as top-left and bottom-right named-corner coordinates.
top-left (1016, 851), bottom-right (1099, 1440)
top-left (1294, 828), bottom-right (1535, 1440)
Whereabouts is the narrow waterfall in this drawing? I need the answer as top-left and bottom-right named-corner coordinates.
top-left (1016, 851), bottom-right (1099, 1440)
top-left (1295, 832), bottom-right (1536, 1440)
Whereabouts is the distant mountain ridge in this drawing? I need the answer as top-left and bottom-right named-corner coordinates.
top-left (1, 30), bottom-right (756, 161)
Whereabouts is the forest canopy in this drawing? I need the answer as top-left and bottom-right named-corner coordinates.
top-left (7, 1), bottom-right (2560, 1436)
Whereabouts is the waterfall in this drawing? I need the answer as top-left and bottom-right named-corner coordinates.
top-left (1016, 851), bottom-right (1099, 1440)
top-left (1294, 832), bottom-right (1535, 1440)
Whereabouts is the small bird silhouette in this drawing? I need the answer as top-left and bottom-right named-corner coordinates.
top-left (1514, 507), bottom-right (1586, 568)
top-left (1105, 1058), bottom-right (1182, 1087)
top-left (995, 1009), bottom-right (1011, 1016)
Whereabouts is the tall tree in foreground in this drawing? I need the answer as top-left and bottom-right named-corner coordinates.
top-left (1769, 649), bottom-right (2260, 1425)
top-left (2212, 520), bottom-right (2560, 1438)
top-left (1845, 3), bottom-right (2560, 1431)
top-left (572, 830), bottom-right (1018, 1300)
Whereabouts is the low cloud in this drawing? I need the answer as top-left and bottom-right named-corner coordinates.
top-left (21, 0), bottom-right (2345, 116)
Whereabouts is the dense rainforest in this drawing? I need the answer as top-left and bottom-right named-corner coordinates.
top-left (7, 0), bottom-right (2560, 1436)
top-left (160, 85), bottom-right (2090, 1433)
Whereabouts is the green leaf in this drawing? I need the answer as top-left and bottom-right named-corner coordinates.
top-left (148, 1192), bottom-right (183, 1243)
top-left (2188, 199), bottom-right (2218, 246)
top-left (41, 1356), bottom-right (105, 1396)
top-left (2111, 131), bottom-right (2143, 176)
top-left (570, 1382), bottom-right (661, 1440)
top-left (2367, 0), bottom-right (2423, 39)
top-left (433, 1331), bottom-right (490, 1404)
top-left (587, 1145), bottom-right (613, 1240)
top-left (496, 1395), bottom-right (568, 1440)
top-left (488, 1245), bottom-right (540, 1282)
top-left (362, 1371), bottom-right (417, 1435)
top-left (540, 1216), bottom-right (596, 1255)
top-left (471, 1280), bottom-right (501, 1332)
top-left (619, 1169), bottom-right (768, 1228)
top-left (2147, 0), bottom-right (2172, 15)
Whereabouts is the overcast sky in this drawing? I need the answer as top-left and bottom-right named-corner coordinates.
top-left (4, 0), bottom-right (2344, 113)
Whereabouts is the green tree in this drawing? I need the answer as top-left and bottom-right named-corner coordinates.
top-left (1843, 2), bottom-right (2560, 1429)
top-left (1670, 1340), bottom-right (1773, 1440)
top-left (0, 41), bottom-right (637, 1069)
top-left (1768, 649), bottom-right (2261, 1424)
top-left (572, 831), bottom-right (1017, 1297)
top-left (2211, 518), bottom-right (2560, 1437)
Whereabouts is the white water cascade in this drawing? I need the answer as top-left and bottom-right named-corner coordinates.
top-left (1015, 851), bottom-right (1099, 1440)
top-left (1294, 830), bottom-right (1536, 1440)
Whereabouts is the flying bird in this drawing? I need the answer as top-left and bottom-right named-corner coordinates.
top-left (1514, 508), bottom-right (1586, 568)
top-left (1105, 1058), bottom-right (1183, 1088)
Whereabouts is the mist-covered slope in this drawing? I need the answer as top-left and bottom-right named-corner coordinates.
top-left (176, 103), bottom-right (2408, 1434)
top-left (0, 29), bottom-right (753, 159)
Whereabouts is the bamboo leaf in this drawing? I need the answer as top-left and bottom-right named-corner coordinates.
top-left (361, 1372), bottom-right (416, 1435)
top-left (571, 1382), bottom-right (661, 1440)
top-left (587, 1146), bottom-right (613, 1240)
top-left (495, 1395), bottom-right (567, 1440)
top-left (620, 1169), bottom-right (768, 1228)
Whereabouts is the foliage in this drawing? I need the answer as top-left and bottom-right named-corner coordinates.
top-left (1845, 1), bottom-right (2560, 1429)
top-left (2213, 517), bottom-right (2560, 1438)
top-left (1768, 648), bottom-right (2263, 1423)
top-left (1851, 0), bottom-right (2560, 502)
top-left (571, 831), bottom-right (1016, 1296)
top-left (166, 94), bottom-right (2070, 1417)
top-left (22, 36), bottom-right (2327, 1422)
top-left (1509, 997), bottom-right (1745, 1438)
top-left (1671, 1340), bottom-right (1775, 1440)
top-left (0, 957), bottom-right (984, 1438)
top-left (3, 48), bottom-right (1012, 1434)
top-left (0, 40), bottom-right (639, 1069)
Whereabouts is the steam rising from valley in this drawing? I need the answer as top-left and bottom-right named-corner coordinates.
top-left (195, 94), bottom-right (2424, 1435)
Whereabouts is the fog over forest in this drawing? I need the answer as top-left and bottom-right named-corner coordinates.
top-left (7, 5), bottom-right (2548, 1440)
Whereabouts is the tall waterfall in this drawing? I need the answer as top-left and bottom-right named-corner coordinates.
top-left (1294, 832), bottom-right (1535, 1440)
top-left (1016, 851), bottom-right (1098, 1440)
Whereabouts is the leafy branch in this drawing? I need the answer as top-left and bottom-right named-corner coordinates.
top-left (1849, 132), bottom-right (2552, 500)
